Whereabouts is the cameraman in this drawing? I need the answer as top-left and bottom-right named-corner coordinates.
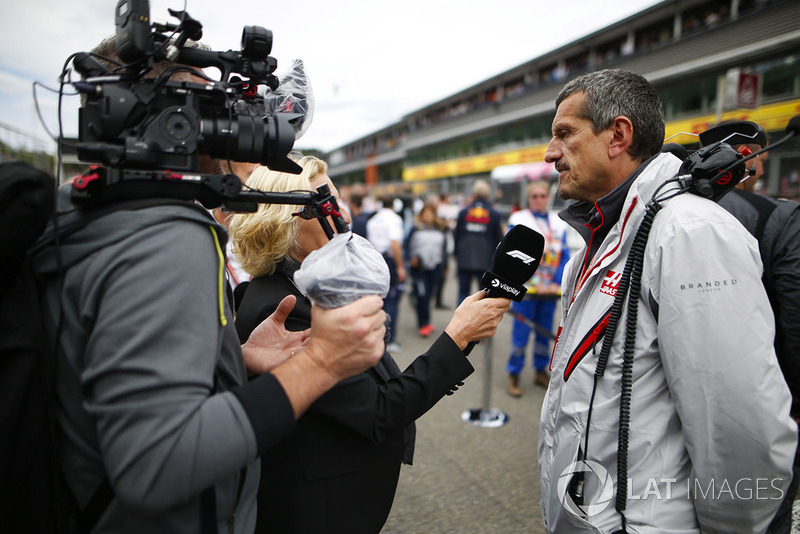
top-left (30, 37), bottom-right (386, 532)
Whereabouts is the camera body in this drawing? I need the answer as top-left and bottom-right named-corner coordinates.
top-left (74, 0), bottom-right (300, 178)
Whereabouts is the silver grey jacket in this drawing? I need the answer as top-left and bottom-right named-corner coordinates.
top-left (539, 153), bottom-right (796, 533)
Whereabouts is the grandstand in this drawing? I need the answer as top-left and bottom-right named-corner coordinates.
top-left (324, 0), bottom-right (800, 212)
top-left (0, 121), bottom-right (54, 174)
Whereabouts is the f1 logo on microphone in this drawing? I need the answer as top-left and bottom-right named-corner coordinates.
top-left (506, 250), bottom-right (537, 264)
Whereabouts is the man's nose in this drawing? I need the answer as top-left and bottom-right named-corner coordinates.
top-left (544, 140), bottom-right (560, 163)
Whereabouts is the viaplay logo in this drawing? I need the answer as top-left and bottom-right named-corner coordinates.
top-left (557, 460), bottom-right (614, 518)
top-left (489, 277), bottom-right (522, 298)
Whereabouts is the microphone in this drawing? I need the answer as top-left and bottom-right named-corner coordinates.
top-left (464, 224), bottom-right (545, 354)
top-left (661, 142), bottom-right (688, 161)
top-left (682, 115), bottom-right (799, 202)
top-left (679, 142), bottom-right (745, 201)
top-left (786, 115), bottom-right (800, 137)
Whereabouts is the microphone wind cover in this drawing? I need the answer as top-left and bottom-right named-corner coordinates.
top-left (786, 115), bottom-right (800, 137)
top-left (481, 225), bottom-right (545, 301)
top-left (259, 59), bottom-right (315, 140)
top-left (234, 59), bottom-right (315, 140)
top-left (661, 142), bottom-right (689, 161)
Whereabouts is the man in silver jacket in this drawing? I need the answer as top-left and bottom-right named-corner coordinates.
top-left (538, 69), bottom-right (797, 533)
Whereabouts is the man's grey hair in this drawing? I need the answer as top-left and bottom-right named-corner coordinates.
top-left (88, 35), bottom-right (211, 78)
top-left (82, 35), bottom-right (212, 105)
top-left (556, 69), bottom-right (664, 162)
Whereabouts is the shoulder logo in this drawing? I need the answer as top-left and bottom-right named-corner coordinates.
top-left (680, 279), bottom-right (738, 292)
top-left (506, 250), bottom-right (536, 264)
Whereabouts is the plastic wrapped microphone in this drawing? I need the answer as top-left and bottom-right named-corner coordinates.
top-left (465, 225), bottom-right (546, 354)
top-left (293, 232), bottom-right (389, 309)
top-left (294, 232), bottom-right (396, 348)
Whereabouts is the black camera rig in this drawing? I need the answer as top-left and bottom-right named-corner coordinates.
top-left (67, 0), bottom-right (346, 234)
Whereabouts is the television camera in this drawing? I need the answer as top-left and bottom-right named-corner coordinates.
top-left (67, 0), bottom-right (346, 236)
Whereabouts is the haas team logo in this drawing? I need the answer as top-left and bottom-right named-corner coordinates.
top-left (600, 270), bottom-right (622, 297)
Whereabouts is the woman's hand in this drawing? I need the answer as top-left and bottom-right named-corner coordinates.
top-left (241, 295), bottom-right (310, 374)
top-left (444, 291), bottom-right (512, 351)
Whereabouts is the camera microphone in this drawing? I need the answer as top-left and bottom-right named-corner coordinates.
top-left (73, 53), bottom-right (111, 78)
top-left (660, 142), bottom-right (688, 161)
top-left (464, 225), bottom-right (545, 355)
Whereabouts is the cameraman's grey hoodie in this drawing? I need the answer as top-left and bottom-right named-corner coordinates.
top-left (31, 186), bottom-right (295, 533)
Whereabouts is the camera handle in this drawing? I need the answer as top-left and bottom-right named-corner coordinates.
top-left (71, 167), bottom-right (349, 239)
top-left (241, 183), bottom-right (349, 239)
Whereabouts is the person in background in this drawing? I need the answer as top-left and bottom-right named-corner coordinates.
top-left (505, 180), bottom-right (571, 396)
top-left (713, 126), bottom-right (800, 534)
top-left (538, 68), bottom-right (795, 533)
top-left (453, 179), bottom-right (504, 304)
top-left (230, 156), bottom-right (511, 534)
top-left (349, 190), bottom-right (374, 238)
top-left (366, 194), bottom-right (407, 352)
top-left (405, 203), bottom-right (448, 337)
top-left (435, 193), bottom-right (459, 309)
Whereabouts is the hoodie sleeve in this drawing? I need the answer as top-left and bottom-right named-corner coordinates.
top-left (77, 216), bottom-right (292, 513)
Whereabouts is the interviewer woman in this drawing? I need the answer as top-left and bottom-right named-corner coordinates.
top-left (229, 155), bottom-right (510, 534)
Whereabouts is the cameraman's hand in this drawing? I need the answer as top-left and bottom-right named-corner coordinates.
top-left (305, 295), bottom-right (387, 379)
top-left (445, 290), bottom-right (511, 351)
top-left (241, 295), bottom-right (310, 374)
top-left (271, 295), bottom-right (386, 418)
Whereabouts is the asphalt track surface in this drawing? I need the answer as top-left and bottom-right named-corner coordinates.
top-left (381, 266), bottom-right (548, 533)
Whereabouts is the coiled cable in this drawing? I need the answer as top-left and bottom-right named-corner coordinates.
top-left (582, 199), bottom-right (662, 533)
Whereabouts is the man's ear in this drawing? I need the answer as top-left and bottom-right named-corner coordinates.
top-left (607, 116), bottom-right (634, 159)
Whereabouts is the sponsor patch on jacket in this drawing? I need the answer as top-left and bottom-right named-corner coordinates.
top-left (679, 279), bottom-right (738, 293)
top-left (599, 270), bottom-right (622, 297)
top-left (465, 206), bottom-right (490, 224)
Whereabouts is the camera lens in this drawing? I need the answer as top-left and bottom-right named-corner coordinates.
top-left (200, 112), bottom-right (298, 173)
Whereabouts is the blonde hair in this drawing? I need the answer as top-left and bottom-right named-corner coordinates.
top-left (527, 181), bottom-right (550, 195)
top-left (472, 179), bottom-right (491, 200)
top-left (228, 155), bottom-right (328, 277)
